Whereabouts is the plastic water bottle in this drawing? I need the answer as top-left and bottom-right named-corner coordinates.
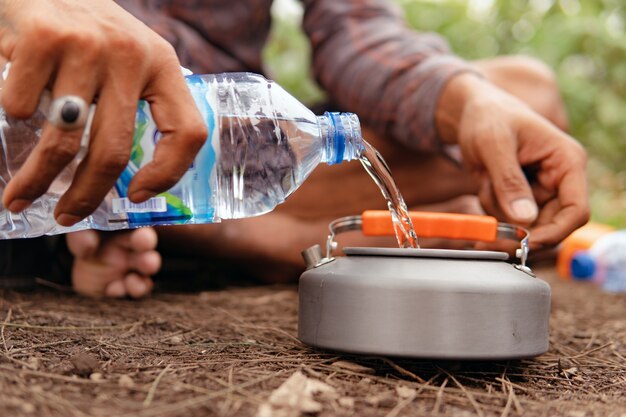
top-left (557, 222), bottom-right (614, 279)
top-left (570, 230), bottom-right (626, 293)
top-left (0, 72), bottom-right (364, 238)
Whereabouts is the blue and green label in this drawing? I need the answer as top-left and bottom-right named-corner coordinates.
top-left (112, 76), bottom-right (217, 227)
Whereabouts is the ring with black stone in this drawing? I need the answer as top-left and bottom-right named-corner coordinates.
top-left (47, 95), bottom-right (89, 131)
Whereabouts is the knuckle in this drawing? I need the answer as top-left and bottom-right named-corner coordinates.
top-left (159, 172), bottom-right (182, 189)
top-left (62, 29), bottom-right (93, 48)
top-left (92, 151), bottom-right (130, 178)
top-left (41, 137), bottom-right (81, 164)
top-left (153, 38), bottom-right (177, 58)
top-left (570, 141), bottom-right (588, 165)
top-left (77, 35), bottom-right (104, 64)
top-left (14, 179), bottom-right (48, 201)
top-left (510, 55), bottom-right (558, 86)
top-left (108, 33), bottom-right (148, 64)
top-left (151, 39), bottom-right (180, 70)
top-left (179, 120), bottom-right (208, 149)
top-left (495, 169), bottom-right (528, 193)
top-left (576, 206), bottom-right (591, 228)
top-left (2, 95), bottom-right (36, 119)
top-left (64, 195), bottom-right (100, 218)
top-left (24, 19), bottom-right (59, 43)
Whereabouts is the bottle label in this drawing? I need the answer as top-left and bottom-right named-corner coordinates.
top-left (108, 76), bottom-right (218, 228)
top-left (111, 197), bottom-right (167, 214)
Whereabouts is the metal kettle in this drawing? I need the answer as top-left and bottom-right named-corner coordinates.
top-left (298, 211), bottom-right (551, 360)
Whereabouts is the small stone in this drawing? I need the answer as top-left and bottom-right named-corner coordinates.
top-left (358, 377), bottom-right (372, 386)
top-left (338, 397), bottom-right (355, 409)
top-left (27, 357), bottom-right (40, 370)
top-left (118, 374), bottom-right (134, 388)
top-left (558, 358), bottom-right (574, 372)
top-left (169, 335), bottom-right (183, 344)
top-left (396, 386), bottom-right (416, 399)
top-left (562, 367), bottom-right (578, 377)
top-left (89, 372), bottom-right (103, 382)
top-left (70, 352), bottom-right (100, 377)
top-left (365, 392), bottom-right (396, 408)
top-left (21, 403), bottom-right (35, 414)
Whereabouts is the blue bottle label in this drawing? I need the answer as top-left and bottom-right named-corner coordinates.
top-left (110, 76), bottom-right (218, 227)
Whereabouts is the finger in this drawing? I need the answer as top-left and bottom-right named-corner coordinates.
top-left (128, 56), bottom-right (207, 202)
top-left (105, 279), bottom-right (127, 298)
top-left (530, 182), bottom-right (555, 207)
top-left (53, 79), bottom-right (137, 226)
top-left (2, 54), bottom-right (99, 212)
top-left (66, 230), bottom-right (100, 259)
top-left (124, 273), bottom-right (153, 299)
top-left (0, 38), bottom-right (57, 118)
top-left (530, 168), bottom-right (589, 246)
top-left (477, 177), bottom-right (507, 221)
top-left (479, 134), bottom-right (538, 224)
top-left (128, 250), bottom-right (161, 276)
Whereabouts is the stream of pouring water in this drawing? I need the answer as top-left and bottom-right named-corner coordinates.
top-left (359, 140), bottom-right (420, 249)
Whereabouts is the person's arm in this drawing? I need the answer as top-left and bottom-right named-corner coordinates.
top-left (302, 0), bottom-right (589, 247)
top-left (302, 0), bottom-right (475, 152)
top-left (0, 0), bottom-right (207, 226)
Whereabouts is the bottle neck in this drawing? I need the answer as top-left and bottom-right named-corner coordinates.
top-left (318, 112), bottom-right (364, 165)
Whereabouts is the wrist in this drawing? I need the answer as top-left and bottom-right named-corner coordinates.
top-left (436, 72), bottom-right (487, 145)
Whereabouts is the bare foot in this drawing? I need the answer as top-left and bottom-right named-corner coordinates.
top-left (66, 228), bottom-right (161, 298)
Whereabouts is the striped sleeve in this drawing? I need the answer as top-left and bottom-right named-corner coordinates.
top-left (302, 0), bottom-right (477, 152)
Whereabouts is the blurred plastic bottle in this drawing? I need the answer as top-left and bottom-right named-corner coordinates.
top-left (0, 72), bottom-right (364, 238)
top-left (569, 230), bottom-right (626, 293)
top-left (557, 222), bottom-right (614, 279)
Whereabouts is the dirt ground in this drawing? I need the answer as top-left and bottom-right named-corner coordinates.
top-left (0, 265), bottom-right (624, 417)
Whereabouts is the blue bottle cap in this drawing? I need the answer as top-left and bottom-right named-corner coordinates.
top-left (570, 252), bottom-right (596, 280)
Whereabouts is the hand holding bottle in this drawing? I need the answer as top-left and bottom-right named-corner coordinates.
top-left (0, 0), bottom-right (207, 226)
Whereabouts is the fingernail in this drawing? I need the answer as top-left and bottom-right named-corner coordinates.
top-left (511, 198), bottom-right (538, 222)
top-left (7, 199), bottom-right (31, 213)
top-left (56, 213), bottom-right (82, 227)
top-left (129, 190), bottom-right (156, 203)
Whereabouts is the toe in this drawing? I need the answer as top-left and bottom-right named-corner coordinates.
top-left (130, 228), bottom-right (158, 252)
top-left (124, 273), bottom-right (154, 298)
top-left (105, 280), bottom-right (127, 298)
top-left (129, 250), bottom-right (162, 276)
top-left (67, 230), bottom-right (100, 259)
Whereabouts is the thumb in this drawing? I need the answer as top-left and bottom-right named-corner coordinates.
top-left (479, 136), bottom-right (538, 225)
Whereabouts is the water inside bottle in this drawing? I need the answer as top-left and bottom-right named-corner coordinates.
top-left (359, 140), bottom-right (419, 249)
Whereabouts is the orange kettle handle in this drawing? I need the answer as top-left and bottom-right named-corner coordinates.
top-left (361, 210), bottom-right (499, 243)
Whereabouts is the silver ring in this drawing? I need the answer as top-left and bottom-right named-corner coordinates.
top-left (48, 95), bottom-right (89, 131)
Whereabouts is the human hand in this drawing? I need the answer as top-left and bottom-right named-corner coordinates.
top-left (0, 0), bottom-right (207, 226)
top-left (437, 73), bottom-right (589, 247)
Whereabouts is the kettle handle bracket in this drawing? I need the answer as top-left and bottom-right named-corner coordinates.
top-left (310, 211), bottom-right (531, 271)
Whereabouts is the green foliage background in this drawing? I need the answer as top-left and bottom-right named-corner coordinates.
top-left (263, 0), bottom-right (626, 227)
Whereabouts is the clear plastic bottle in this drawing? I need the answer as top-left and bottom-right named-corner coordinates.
top-left (0, 72), bottom-right (364, 238)
top-left (557, 222), bottom-right (614, 279)
top-left (570, 230), bottom-right (626, 293)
